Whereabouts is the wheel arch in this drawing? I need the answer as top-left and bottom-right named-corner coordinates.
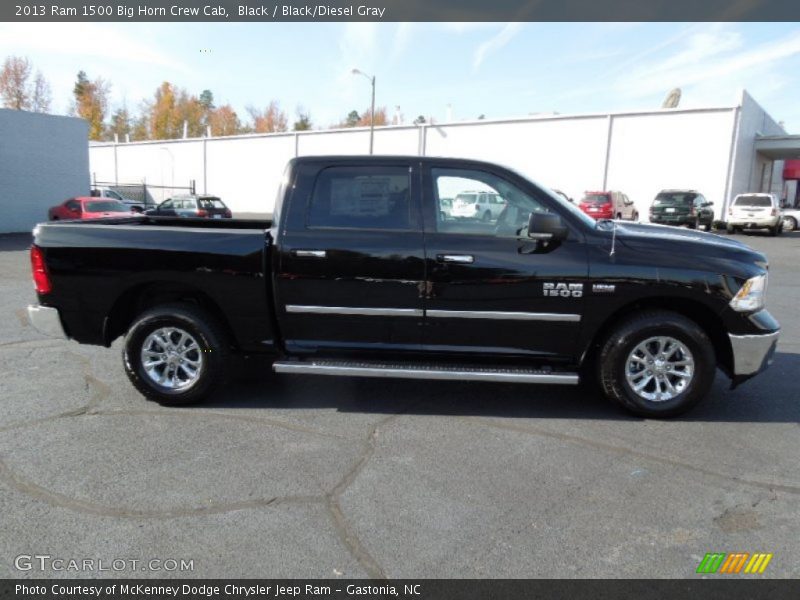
top-left (580, 297), bottom-right (733, 377)
top-left (103, 281), bottom-right (238, 350)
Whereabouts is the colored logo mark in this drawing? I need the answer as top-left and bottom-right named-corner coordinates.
top-left (696, 552), bottom-right (773, 574)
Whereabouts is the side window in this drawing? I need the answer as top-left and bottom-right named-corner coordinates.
top-left (433, 168), bottom-right (550, 237)
top-left (308, 166), bottom-right (411, 230)
top-left (161, 200), bottom-right (174, 210)
top-left (66, 200), bottom-right (80, 212)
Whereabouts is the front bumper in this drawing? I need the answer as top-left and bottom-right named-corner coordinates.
top-left (728, 330), bottom-right (779, 377)
top-left (27, 305), bottom-right (67, 339)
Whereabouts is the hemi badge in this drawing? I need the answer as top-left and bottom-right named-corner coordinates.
top-left (593, 284), bottom-right (616, 294)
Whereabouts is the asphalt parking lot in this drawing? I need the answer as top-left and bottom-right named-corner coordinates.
top-left (0, 230), bottom-right (798, 579)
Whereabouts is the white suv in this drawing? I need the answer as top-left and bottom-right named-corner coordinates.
top-left (450, 191), bottom-right (506, 222)
top-left (727, 193), bottom-right (782, 236)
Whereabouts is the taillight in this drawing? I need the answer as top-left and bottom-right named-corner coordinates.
top-left (30, 245), bottom-right (52, 294)
top-left (196, 209), bottom-right (208, 217)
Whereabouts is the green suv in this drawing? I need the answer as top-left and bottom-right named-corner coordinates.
top-left (649, 190), bottom-right (714, 230)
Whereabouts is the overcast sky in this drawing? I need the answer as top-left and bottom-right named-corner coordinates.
top-left (1, 22), bottom-right (799, 130)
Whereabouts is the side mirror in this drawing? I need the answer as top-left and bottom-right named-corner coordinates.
top-left (703, 201), bottom-right (714, 207)
top-left (528, 212), bottom-right (568, 242)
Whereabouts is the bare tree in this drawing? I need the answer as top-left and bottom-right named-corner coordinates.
top-left (0, 56), bottom-right (32, 110)
top-left (31, 71), bottom-right (51, 113)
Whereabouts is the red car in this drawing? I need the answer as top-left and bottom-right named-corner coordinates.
top-left (578, 190), bottom-right (638, 221)
top-left (48, 197), bottom-right (134, 221)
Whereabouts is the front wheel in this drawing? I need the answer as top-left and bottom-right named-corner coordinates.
top-left (123, 303), bottom-right (230, 405)
top-left (782, 216), bottom-right (797, 232)
top-left (597, 311), bottom-right (716, 418)
top-left (769, 224), bottom-right (781, 237)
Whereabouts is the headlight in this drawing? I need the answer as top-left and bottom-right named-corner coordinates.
top-left (729, 273), bottom-right (767, 312)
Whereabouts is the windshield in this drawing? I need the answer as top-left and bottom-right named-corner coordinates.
top-left (734, 195), bottom-right (772, 207)
top-left (653, 193), bottom-right (695, 206)
top-left (581, 193), bottom-right (610, 205)
top-left (85, 200), bottom-right (127, 212)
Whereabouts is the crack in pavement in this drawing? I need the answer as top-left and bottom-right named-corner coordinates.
top-left (0, 458), bottom-right (323, 519)
top-left (324, 414), bottom-right (398, 580)
top-left (463, 416), bottom-right (800, 495)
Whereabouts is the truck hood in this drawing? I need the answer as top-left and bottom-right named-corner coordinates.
top-left (608, 221), bottom-right (767, 265)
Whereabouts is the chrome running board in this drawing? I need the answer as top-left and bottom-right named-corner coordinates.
top-left (273, 359), bottom-right (579, 385)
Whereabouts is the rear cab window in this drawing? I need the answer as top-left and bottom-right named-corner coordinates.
top-left (654, 193), bottom-right (695, 206)
top-left (734, 195), bottom-right (772, 207)
top-left (308, 166), bottom-right (412, 230)
top-left (582, 193), bottom-right (611, 204)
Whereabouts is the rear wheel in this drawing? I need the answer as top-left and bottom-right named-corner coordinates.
top-left (769, 224), bottom-right (781, 237)
top-left (123, 303), bottom-right (230, 405)
top-left (726, 225), bottom-right (739, 234)
top-left (597, 311), bottom-right (715, 418)
top-left (632, 212), bottom-right (639, 222)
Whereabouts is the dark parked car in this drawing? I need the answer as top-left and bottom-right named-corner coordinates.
top-left (146, 195), bottom-right (232, 219)
top-left (649, 190), bottom-right (714, 230)
top-left (28, 156), bottom-right (778, 418)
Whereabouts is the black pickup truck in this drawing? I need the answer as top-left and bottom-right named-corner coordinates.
top-left (28, 156), bottom-right (779, 417)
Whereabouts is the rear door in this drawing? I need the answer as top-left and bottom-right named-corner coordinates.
top-left (421, 163), bottom-right (587, 359)
top-left (275, 160), bottom-right (426, 354)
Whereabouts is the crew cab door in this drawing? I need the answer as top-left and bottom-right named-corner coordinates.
top-left (421, 164), bottom-right (587, 359)
top-left (275, 160), bottom-right (425, 354)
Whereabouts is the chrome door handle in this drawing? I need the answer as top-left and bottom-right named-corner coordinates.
top-left (293, 249), bottom-right (327, 258)
top-left (438, 254), bottom-right (474, 264)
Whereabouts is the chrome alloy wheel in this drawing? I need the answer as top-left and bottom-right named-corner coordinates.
top-left (624, 336), bottom-right (694, 402)
top-left (140, 327), bottom-right (204, 390)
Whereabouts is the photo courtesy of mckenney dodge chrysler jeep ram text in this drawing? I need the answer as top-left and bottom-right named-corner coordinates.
top-left (27, 156), bottom-right (779, 418)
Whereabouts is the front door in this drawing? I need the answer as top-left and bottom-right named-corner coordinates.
top-left (422, 164), bottom-right (587, 359)
top-left (276, 161), bottom-right (426, 354)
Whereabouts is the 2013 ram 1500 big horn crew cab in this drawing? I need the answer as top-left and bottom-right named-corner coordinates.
top-left (27, 156), bottom-right (779, 417)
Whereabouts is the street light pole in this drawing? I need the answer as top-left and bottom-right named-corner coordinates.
top-left (352, 68), bottom-right (376, 155)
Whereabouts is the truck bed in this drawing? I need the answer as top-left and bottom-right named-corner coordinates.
top-left (33, 216), bottom-right (276, 352)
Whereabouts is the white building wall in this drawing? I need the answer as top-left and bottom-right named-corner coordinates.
top-left (606, 110), bottom-right (736, 221)
top-left (1, 109), bottom-right (89, 233)
top-left (206, 134), bottom-right (296, 212)
top-left (424, 116), bottom-right (610, 204)
top-left (90, 102), bottom-right (775, 220)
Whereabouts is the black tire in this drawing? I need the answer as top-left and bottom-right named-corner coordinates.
top-left (687, 219), bottom-right (698, 230)
top-left (632, 212), bottom-right (639, 222)
top-left (726, 225), bottom-right (737, 234)
top-left (769, 224), bottom-right (781, 237)
top-left (783, 216), bottom-right (797, 232)
top-left (482, 210), bottom-right (492, 222)
top-left (597, 311), bottom-right (715, 418)
top-left (123, 303), bottom-right (230, 405)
